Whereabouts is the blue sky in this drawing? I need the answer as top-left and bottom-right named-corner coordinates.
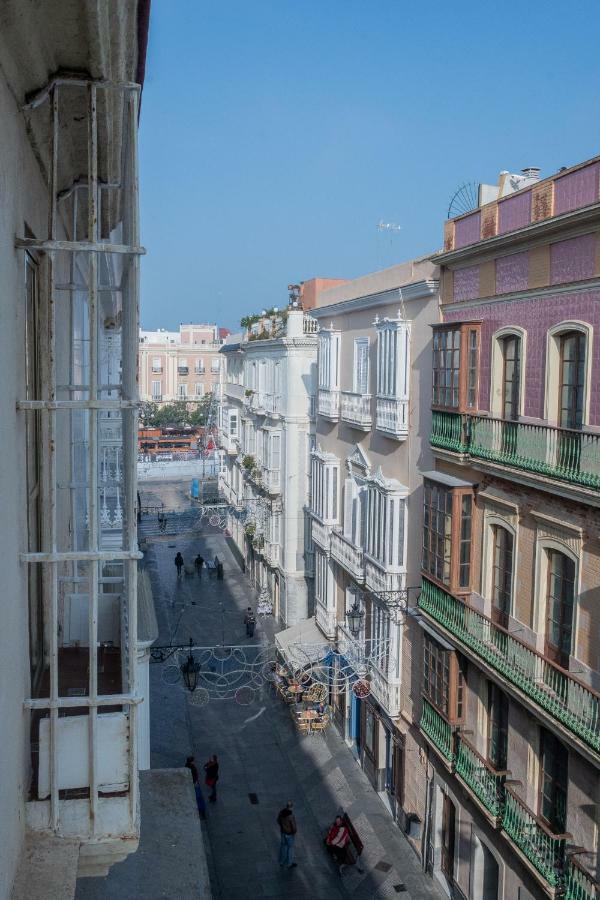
top-left (139, 0), bottom-right (600, 331)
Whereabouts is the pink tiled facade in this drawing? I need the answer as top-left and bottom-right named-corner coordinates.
top-left (498, 190), bottom-right (532, 234)
top-left (454, 211), bottom-right (481, 249)
top-left (452, 264), bottom-right (480, 301)
top-left (495, 250), bottom-right (529, 294)
top-left (550, 232), bottom-right (597, 285)
top-left (445, 288), bottom-right (600, 423)
top-left (554, 162), bottom-right (600, 216)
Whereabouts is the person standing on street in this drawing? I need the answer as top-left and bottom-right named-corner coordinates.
top-left (174, 551), bottom-right (184, 578)
top-left (244, 607), bottom-right (256, 637)
top-left (185, 756), bottom-right (206, 819)
top-left (277, 801), bottom-right (297, 869)
top-left (204, 754), bottom-right (219, 802)
top-left (194, 553), bottom-right (204, 576)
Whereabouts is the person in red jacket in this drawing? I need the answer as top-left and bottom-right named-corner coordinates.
top-left (326, 815), bottom-right (351, 873)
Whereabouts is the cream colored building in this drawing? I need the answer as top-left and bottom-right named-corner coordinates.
top-left (138, 323), bottom-right (224, 404)
top-left (308, 258), bottom-right (439, 832)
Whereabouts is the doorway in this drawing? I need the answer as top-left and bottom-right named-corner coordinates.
top-left (471, 833), bottom-right (499, 899)
top-left (441, 793), bottom-right (456, 883)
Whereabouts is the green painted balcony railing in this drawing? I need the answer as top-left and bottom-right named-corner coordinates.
top-left (455, 735), bottom-right (507, 819)
top-left (430, 410), bottom-right (469, 452)
top-left (430, 411), bottom-right (600, 490)
top-left (564, 858), bottom-right (599, 900)
top-left (419, 578), bottom-right (600, 755)
top-left (419, 698), bottom-right (455, 763)
top-left (502, 788), bottom-right (569, 887)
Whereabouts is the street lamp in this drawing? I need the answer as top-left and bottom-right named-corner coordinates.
top-left (346, 599), bottom-right (365, 637)
top-left (181, 638), bottom-right (201, 693)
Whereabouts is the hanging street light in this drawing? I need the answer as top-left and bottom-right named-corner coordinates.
top-left (346, 599), bottom-right (365, 637)
top-left (181, 638), bottom-right (201, 693)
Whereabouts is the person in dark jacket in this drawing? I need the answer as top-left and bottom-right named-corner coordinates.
top-left (244, 607), bottom-right (256, 637)
top-left (174, 552), bottom-right (184, 577)
top-left (194, 554), bottom-right (204, 576)
top-left (185, 756), bottom-right (205, 818)
top-left (277, 801), bottom-right (298, 868)
top-left (204, 754), bottom-right (219, 802)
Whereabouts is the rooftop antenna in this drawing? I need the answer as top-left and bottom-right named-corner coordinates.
top-left (376, 220), bottom-right (401, 269)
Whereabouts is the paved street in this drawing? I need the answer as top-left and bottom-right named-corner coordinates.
top-left (144, 481), bottom-right (443, 900)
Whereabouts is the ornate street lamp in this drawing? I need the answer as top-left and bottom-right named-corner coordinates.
top-left (346, 599), bottom-right (365, 637)
top-left (181, 638), bottom-right (201, 693)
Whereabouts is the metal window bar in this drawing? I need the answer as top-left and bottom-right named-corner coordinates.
top-left (16, 78), bottom-right (143, 838)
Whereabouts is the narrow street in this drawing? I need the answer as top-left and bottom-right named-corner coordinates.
top-left (144, 481), bottom-right (443, 900)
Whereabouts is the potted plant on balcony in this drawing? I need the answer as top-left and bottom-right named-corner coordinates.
top-left (242, 454), bottom-right (256, 472)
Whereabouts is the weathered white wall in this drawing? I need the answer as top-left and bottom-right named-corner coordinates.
top-left (0, 64), bottom-right (52, 900)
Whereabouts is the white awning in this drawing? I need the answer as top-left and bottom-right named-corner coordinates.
top-left (275, 616), bottom-right (330, 670)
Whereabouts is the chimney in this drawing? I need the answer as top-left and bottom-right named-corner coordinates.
top-left (521, 167), bottom-right (541, 181)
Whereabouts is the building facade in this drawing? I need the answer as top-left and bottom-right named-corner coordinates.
top-left (0, 1), bottom-right (151, 893)
top-left (138, 323), bottom-right (225, 404)
top-left (308, 260), bottom-right (440, 837)
top-left (218, 308), bottom-right (318, 626)
top-left (414, 159), bottom-right (600, 899)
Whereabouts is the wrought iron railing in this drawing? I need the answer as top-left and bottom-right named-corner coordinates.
top-left (419, 698), bottom-right (455, 763)
top-left (430, 411), bottom-right (600, 489)
top-left (502, 787), bottom-right (569, 887)
top-left (455, 735), bottom-right (507, 819)
top-left (564, 857), bottom-right (599, 900)
top-left (419, 578), bottom-right (600, 754)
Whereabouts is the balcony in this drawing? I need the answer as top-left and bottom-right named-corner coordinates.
top-left (261, 467), bottom-right (281, 494)
top-left (330, 530), bottom-right (364, 582)
top-left (341, 392), bottom-right (372, 429)
top-left (364, 558), bottom-right (405, 595)
top-left (194, 367), bottom-right (206, 375)
top-left (315, 598), bottom-right (336, 638)
top-left (225, 382), bottom-right (245, 401)
top-left (369, 658), bottom-right (401, 717)
top-left (419, 698), bottom-right (456, 764)
top-left (419, 577), bottom-right (600, 755)
top-left (502, 787), bottom-right (570, 888)
top-left (177, 366), bottom-right (189, 375)
top-left (564, 858), bottom-right (599, 900)
top-left (219, 430), bottom-right (238, 455)
top-left (431, 411), bottom-right (600, 491)
top-left (151, 366), bottom-right (162, 374)
top-left (264, 540), bottom-right (280, 567)
top-left (375, 397), bottom-right (409, 439)
top-left (455, 735), bottom-right (508, 821)
top-left (244, 391), bottom-right (281, 416)
top-left (151, 395), bottom-right (163, 402)
top-left (311, 518), bottom-right (331, 552)
top-left (317, 388), bottom-right (340, 420)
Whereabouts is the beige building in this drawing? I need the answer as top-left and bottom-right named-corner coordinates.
top-left (308, 258), bottom-right (440, 837)
top-left (138, 323), bottom-right (224, 404)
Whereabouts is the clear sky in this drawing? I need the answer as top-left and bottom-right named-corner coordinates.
top-left (139, 0), bottom-right (600, 331)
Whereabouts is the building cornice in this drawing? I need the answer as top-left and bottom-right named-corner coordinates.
top-left (311, 279), bottom-right (439, 319)
top-left (441, 276), bottom-right (600, 314)
top-left (435, 203), bottom-right (600, 266)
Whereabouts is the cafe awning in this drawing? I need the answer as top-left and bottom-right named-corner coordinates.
top-left (275, 616), bottom-right (330, 671)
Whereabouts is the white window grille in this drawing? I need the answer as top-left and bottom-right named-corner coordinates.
top-left (151, 357), bottom-right (162, 373)
top-left (178, 383), bottom-right (188, 399)
top-left (310, 447), bottom-right (340, 523)
top-left (16, 76), bottom-right (143, 839)
top-left (229, 412), bottom-right (238, 437)
top-left (374, 316), bottom-right (411, 438)
top-left (353, 338), bottom-right (369, 394)
top-left (364, 477), bottom-right (407, 569)
top-left (151, 380), bottom-right (162, 399)
top-left (211, 358), bottom-right (220, 373)
top-left (318, 328), bottom-right (341, 390)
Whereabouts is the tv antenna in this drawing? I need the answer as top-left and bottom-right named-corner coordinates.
top-left (376, 220), bottom-right (401, 268)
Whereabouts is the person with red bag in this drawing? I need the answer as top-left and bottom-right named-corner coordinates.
top-left (204, 754), bottom-right (219, 803)
top-left (325, 815), bottom-right (351, 873)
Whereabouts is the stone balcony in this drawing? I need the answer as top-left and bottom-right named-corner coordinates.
top-left (317, 388), bottom-right (340, 420)
top-left (311, 518), bottom-right (331, 552)
top-left (330, 530), bottom-right (364, 582)
top-left (261, 467), bottom-right (281, 495)
top-left (364, 557), bottom-right (405, 595)
top-left (264, 540), bottom-right (280, 567)
top-left (315, 599), bottom-right (336, 639)
top-left (375, 396), bottom-right (409, 439)
top-left (340, 392), bottom-right (372, 429)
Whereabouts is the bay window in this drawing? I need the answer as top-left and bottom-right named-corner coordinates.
top-left (353, 338), bottom-right (369, 393)
top-left (364, 481), bottom-right (406, 570)
top-left (318, 328), bottom-right (341, 391)
top-left (423, 633), bottom-right (466, 723)
top-left (374, 316), bottom-right (411, 438)
top-left (432, 322), bottom-right (481, 412)
top-left (422, 475), bottom-right (475, 593)
top-left (310, 448), bottom-right (340, 523)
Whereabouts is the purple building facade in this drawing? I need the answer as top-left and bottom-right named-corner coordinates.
top-left (413, 158), bottom-right (600, 900)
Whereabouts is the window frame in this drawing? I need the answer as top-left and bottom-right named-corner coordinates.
top-left (431, 322), bottom-right (481, 413)
top-left (422, 478), bottom-right (475, 594)
top-left (422, 633), bottom-right (466, 724)
top-left (544, 321), bottom-right (592, 428)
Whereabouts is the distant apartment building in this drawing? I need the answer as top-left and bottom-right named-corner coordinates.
top-left (308, 259), bottom-right (440, 835)
top-left (415, 158), bottom-right (600, 899)
top-left (0, 2), bottom-right (152, 894)
top-left (138, 323), bottom-right (227, 404)
top-left (218, 307), bottom-right (318, 626)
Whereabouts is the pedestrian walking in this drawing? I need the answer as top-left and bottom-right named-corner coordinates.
top-left (185, 756), bottom-right (206, 819)
top-left (325, 815), bottom-right (351, 873)
top-left (204, 754), bottom-right (219, 802)
top-left (244, 607), bottom-right (256, 637)
top-left (174, 551), bottom-right (184, 578)
top-left (277, 801), bottom-right (297, 869)
top-left (194, 553), bottom-right (204, 576)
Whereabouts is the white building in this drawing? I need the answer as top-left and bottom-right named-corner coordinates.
top-left (138, 323), bottom-right (225, 404)
top-left (218, 308), bottom-right (318, 626)
top-left (307, 259), bottom-right (440, 829)
top-left (0, 2), bottom-right (152, 893)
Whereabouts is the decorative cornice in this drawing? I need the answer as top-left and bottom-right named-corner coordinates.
top-left (311, 279), bottom-right (439, 319)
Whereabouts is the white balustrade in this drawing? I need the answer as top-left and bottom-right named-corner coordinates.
top-left (330, 530), bottom-right (365, 582)
top-left (375, 397), bottom-right (409, 439)
top-left (341, 392), bottom-right (372, 429)
top-left (317, 388), bottom-right (340, 420)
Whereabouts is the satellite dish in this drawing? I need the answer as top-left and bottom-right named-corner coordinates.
top-left (447, 181), bottom-right (479, 219)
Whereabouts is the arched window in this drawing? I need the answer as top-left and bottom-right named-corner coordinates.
top-left (544, 549), bottom-right (575, 667)
top-left (500, 334), bottom-right (521, 421)
top-left (491, 525), bottom-right (513, 628)
top-left (558, 331), bottom-right (586, 430)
